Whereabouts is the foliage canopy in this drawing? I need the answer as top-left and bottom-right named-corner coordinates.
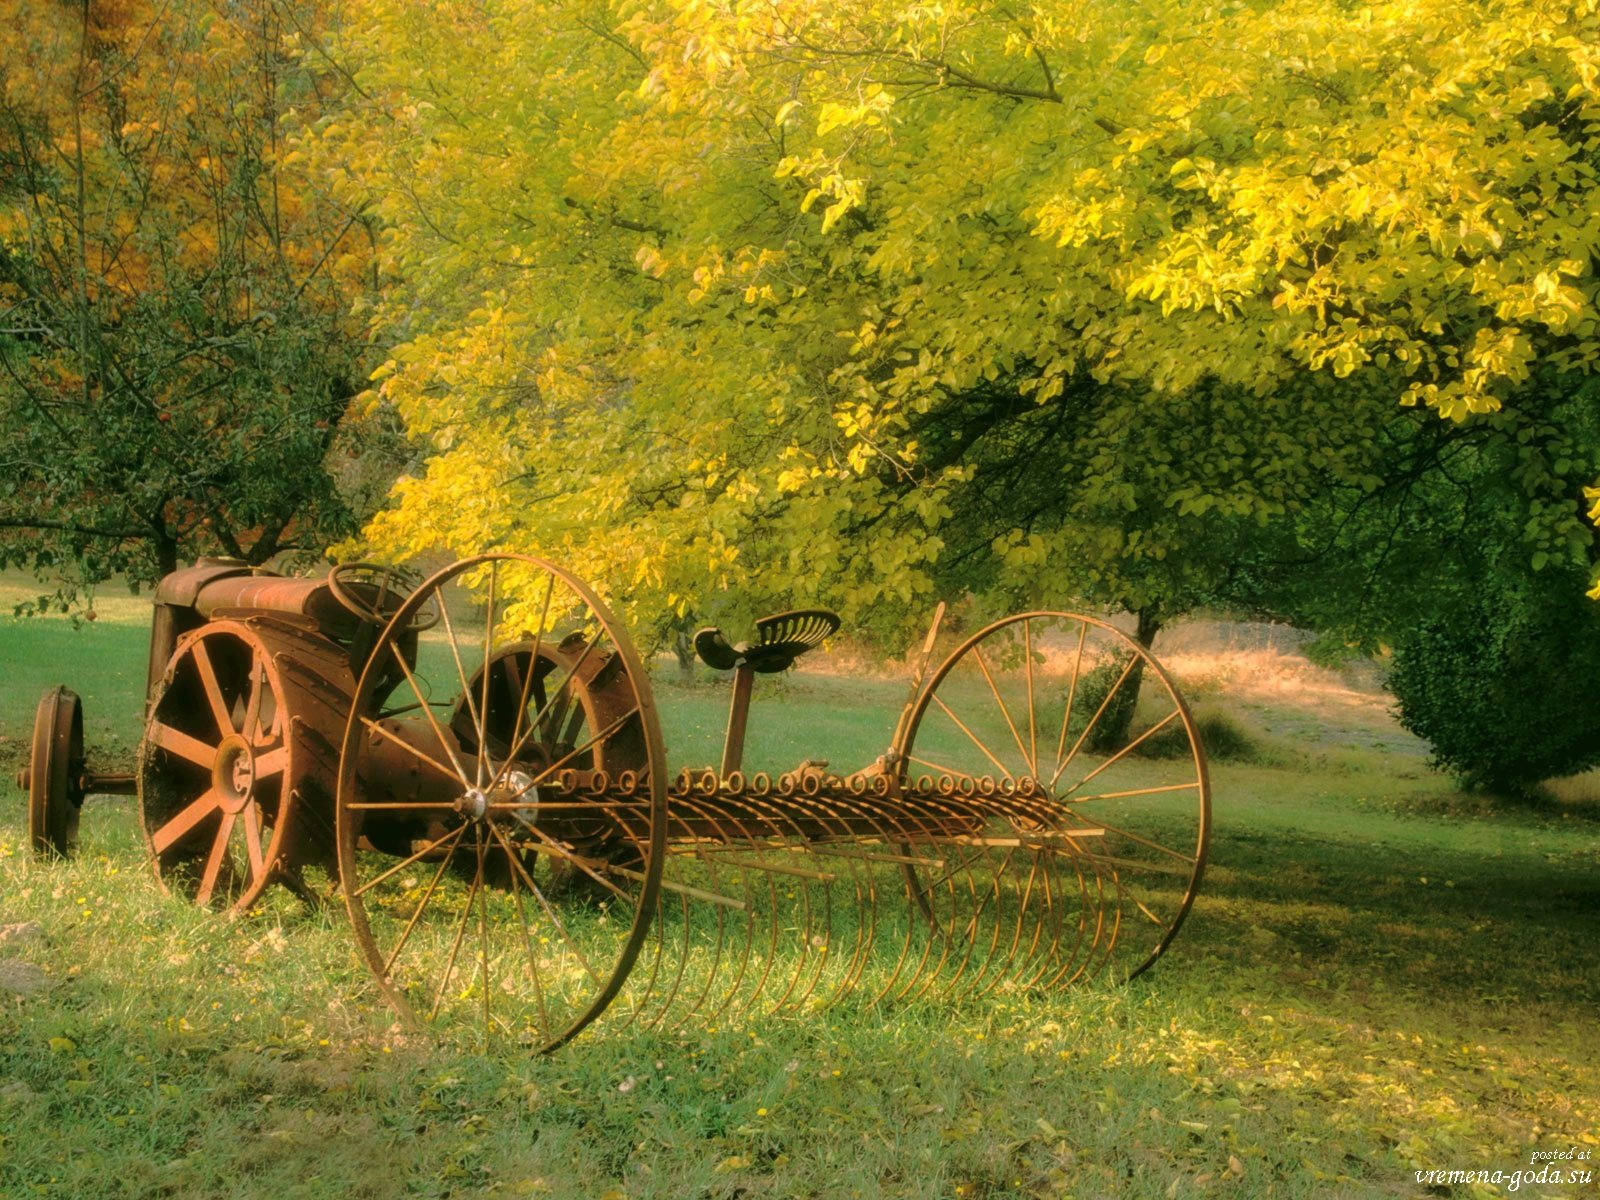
top-left (319, 0), bottom-right (1600, 642)
top-left (0, 0), bottom-right (388, 600)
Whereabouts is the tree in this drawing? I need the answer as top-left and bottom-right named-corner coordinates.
top-left (316, 0), bottom-right (1599, 657)
top-left (0, 0), bottom-right (387, 603)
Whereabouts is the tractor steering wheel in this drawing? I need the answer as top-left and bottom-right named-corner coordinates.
top-left (326, 563), bottom-right (439, 633)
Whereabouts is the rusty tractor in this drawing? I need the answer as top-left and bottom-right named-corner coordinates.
top-left (17, 554), bottom-right (1210, 1050)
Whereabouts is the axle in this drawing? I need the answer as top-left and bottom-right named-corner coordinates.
top-left (14, 766), bottom-right (137, 797)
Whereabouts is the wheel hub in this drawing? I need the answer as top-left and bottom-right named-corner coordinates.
top-left (212, 735), bottom-right (257, 814)
top-left (455, 787), bottom-right (489, 821)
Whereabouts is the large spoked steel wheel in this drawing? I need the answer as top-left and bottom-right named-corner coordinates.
top-left (336, 554), bottom-right (667, 1052)
top-left (892, 612), bottom-right (1209, 985)
top-left (139, 621), bottom-right (303, 910)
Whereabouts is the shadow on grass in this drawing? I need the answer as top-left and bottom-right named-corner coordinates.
top-left (1188, 819), bottom-right (1599, 1015)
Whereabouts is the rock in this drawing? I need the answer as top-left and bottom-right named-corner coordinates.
top-left (0, 922), bottom-right (43, 947)
top-left (0, 1082), bottom-right (39, 1108)
top-left (0, 960), bottom-right (49, 995)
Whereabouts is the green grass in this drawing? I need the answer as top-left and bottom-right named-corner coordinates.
top-left (0, 591), bottom-right (1598, 1198)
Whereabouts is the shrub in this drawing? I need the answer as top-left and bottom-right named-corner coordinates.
top-left (1063, 658), bottom-right (1145, 753)
top-left (1136, 708), bottom-right (1260, 763)
top-left (1387, 577), bottom-right (1600, 796)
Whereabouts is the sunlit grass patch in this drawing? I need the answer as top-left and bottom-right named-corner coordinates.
top-left (0, 607), bottom-right (1597, 1198)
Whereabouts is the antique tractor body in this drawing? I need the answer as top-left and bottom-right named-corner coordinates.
top-left (18, 554), bottom-right (1210, 1050)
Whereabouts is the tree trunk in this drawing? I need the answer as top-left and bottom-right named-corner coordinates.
top-left (673, 626), bottom-right (696, 680)
top-left (153, 528), bottom-right (180, 578)
top-left (1088, 604), bottom-right (1162, 753)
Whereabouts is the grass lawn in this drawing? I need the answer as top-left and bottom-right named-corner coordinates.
top-left (0, 578), bottom-right (1596, 1198)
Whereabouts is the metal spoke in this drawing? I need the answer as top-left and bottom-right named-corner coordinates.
top-left (242, 652), bottom-right (266, 744)
top-left (971, 644), bottom-right (1031, 775)
top-left (358, 715), bottom-right (461, 784)
top-left (389, 640), bottom-right (472, 785)
top-left (508, 573), bottom-right (556, 765)
top-left (150, 788), bottom-right (222, 853)
top-left (488, 822), bottom-right (602, 985)
top-left (148, 721), bottom-right (216, 769)
top-left (1058, 709), bottom-right (1181, 798)
top-left (478, 561), bottom-right (498, 790)
top-left (430, 827), bottom-right (485, 1020)
top-left (346, 801), bottom-right (459, 811)
top-left (486, 799), bottom-right (650, 812)
top-left (435, 591), bottom-right (486, 784)
top-left (382, 824), bottom-right (468, 975)
top-left (354, 823), bottom-right (470, 897)
top-left (1064, 781), bottom-right (1199, 804)
top-left (1081, 850), bottom-right (1193, 878)
top-left (486, 632), bottom-right (604, 795)
top-left (1024, 620), bottom-right (1038, 774)
top-left (504, 707), bottom-right (641, 801)
top-left (500, 818), bottom-right (635, 905)
top-left (253, 746), bottom-right (287, 780)
top-left (928, 693), bottom-right (1016, 781)
top-left (243, 804), bottom-right (265, 875)
top-left (191, 640), bottom-right (235, 738)
top-left (1051, 623), bottom-right (1090, 782)
top-left (1049, 653), bottom-right (1138, 790)
top-left (504, 839), bottom-right (552, 1041)
top-left (195, 811), bottom-right (237, 905)
top-left (476, 825), bottom-right (492, 1043)
top-left (1072, 815), bottom-right (1197, 865)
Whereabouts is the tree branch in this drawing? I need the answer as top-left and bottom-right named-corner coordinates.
top-left (0, 515), bottom-right (149, 540)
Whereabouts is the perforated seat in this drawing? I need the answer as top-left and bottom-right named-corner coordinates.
top-left (694, 609), bottom-right (841, 673)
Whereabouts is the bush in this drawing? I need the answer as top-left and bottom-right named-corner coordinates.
top-left (1387, 578), bottom-right (1600, 796)
top-left (1065, 658), bottom-right (1145, 754)
top-left (1136, 708), bottom-right (1260, 763)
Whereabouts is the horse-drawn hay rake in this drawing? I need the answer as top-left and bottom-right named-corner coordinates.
top-left (17, 553), bottom-right (1210, 1050)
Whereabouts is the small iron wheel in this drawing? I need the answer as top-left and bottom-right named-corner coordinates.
top-left (139, 621), bottom-right (307, 910)
top-left (337, 553), bottom-right (667, 1052)
top-left (892, 612), bottom-right (1210, 988)
top-left (23, 686), bottom-right (85, 857)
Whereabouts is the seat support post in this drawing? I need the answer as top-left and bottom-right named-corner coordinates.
top-left (720, 664), bottom-right (756, 777)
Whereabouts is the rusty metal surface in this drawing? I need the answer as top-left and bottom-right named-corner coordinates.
top-left (151, 560), bottom-right (256, 608)
top-left (138, 614), bottom-right (353, 910)
top-left (335, 553), bottom-right (668, 1053)
top-left (18, 552), bottom-right (1211, 1054)
top-left (25, 686), bottom-right (84, 856)
top-left (327, 556), bottom-right (1211, 1052)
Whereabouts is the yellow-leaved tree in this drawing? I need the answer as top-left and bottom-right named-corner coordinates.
top-left (0, 0), bottom-right (388, 597)
top-left (312, 0), bottom-right (1600, 650)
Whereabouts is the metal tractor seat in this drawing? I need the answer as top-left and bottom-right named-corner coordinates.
top-left (694, 609), bottom-right (841, 674)
top-left (694, 610), bottom-right (842, 776)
